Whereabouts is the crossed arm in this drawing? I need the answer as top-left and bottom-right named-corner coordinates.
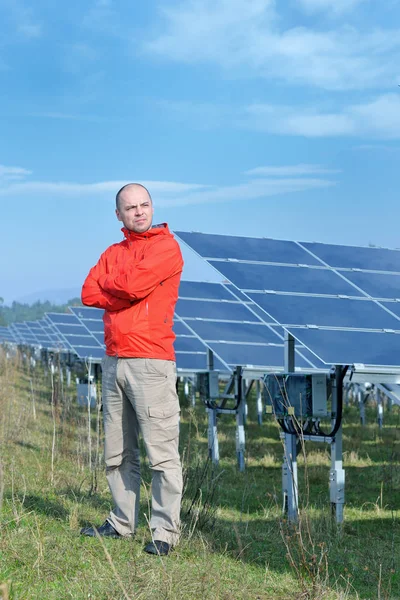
top-left (81, 239), bottom-right (183, 311)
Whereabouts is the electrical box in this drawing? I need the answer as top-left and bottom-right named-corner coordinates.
top-left (264, 373), bottom-right (329, 418)
top-left (197, 371), bottom-right (220, 400)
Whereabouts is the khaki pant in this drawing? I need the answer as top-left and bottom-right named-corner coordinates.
top-left (101, 356), bottom-right (182, 545)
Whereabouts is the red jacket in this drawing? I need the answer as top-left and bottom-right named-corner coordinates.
top-left (81, 224), bottom-right (183, 360)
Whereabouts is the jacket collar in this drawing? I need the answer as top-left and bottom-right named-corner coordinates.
top-left (122, 222), bottom-right (170, 241)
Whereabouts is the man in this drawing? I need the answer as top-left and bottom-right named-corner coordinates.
top-left (80, 183), bottom-right (183, 556)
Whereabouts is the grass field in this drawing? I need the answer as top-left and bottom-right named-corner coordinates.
top-left (1, 350), bottom-right (400, 599)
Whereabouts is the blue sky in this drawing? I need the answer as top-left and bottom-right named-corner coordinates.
top-left (1, 0), bottom-right (400, 304)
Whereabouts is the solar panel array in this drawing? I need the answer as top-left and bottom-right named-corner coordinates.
top-left (0, 326), bottom-right (16, 344)
top-left (45, 312), bottom-right (104, 360)
top-left (175, 232), bottom-right (400, 368)
top-left (176, 281), bottom-right (322, 371)
top-left (3, 232), bottom-right (400, 371)
top-left (69, 304), bottom-right (226, 371)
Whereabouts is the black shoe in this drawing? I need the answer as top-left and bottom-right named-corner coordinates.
top-left (144, 540), bottom-right (171, 556)
top-left (80, 520), bottom-right (121, 538)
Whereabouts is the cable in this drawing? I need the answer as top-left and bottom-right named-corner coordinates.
top-left (317, 365), bottom-right (348, 438)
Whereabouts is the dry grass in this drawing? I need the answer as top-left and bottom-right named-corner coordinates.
top-left (0, 349), bottom-right (399, 599)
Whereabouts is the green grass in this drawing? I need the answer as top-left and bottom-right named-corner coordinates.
top-left (1, 352), bottom-right (400, 599)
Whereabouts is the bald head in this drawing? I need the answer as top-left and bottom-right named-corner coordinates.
top-left (115, 183), bottom-right (154, 233)
top-left (116, 183), bottom-right (152, 211)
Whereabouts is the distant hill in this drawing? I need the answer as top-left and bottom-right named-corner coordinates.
top-left (15, 288), bottom-right (82, 306)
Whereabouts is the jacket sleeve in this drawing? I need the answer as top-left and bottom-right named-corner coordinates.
top-left (81, 250), bottom-right (133, 311)
top-left (98, 238), bottom-right (183, 301)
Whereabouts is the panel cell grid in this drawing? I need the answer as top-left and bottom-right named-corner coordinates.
top-left (301, 241), bottom-right (400, 273)
top-left (176, 231), bottom-right (321, 265)
top-left (248, 293), bottom-right (400, 330)
top-left (179, 281), bottom-right (235, 301)
top-left (342, 271), bottom-right (400, 300)
top-left (176, 298), bottom-right (265, 322)
top-left (209, 261), bottom-right (363, 297)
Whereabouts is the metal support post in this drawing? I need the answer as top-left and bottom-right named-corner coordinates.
top-left (282, 332), bottom-right (298, 521)
top-left (207, 349), bottom-right (214, 371)
top-left (282, 432), bottom-right (298, 521)
top-left (243, 378), bottom-right (248, 426)
top-left (66, 367), bottom-right (71, 388)
top-left (207, 408), bottom-right (219, 465)
top-left (191, 380), bottom-right (196, 407)
top-left (344, 383), bottom-right (350, 407)
top-left (329, 366), bottom-right (345, 523)
top-left (236, 399), bottom-right (246, 472)
top-left (376, 386), bottom-right (383, 429)
top-left (235, 368), bottom-right (246, 472)
top-left (284, 331), bottom-right (295, 373)
top-left (256, 379), bottom-right (263, 425)
top-left (184, 378), bottom-right (189, 399)
top-left (357, 384), bottom-right (366, 425)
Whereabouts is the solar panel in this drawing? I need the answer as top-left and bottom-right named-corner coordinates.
top-left (174, 336), bottom-right (207, 353)
top-left (71, 346), bottom-right (105, 360)
top-left (70, 306), bottom-right (105, 320)
top-left (179, 280), bottom-right (235, 301)
top-left (188, 320), bottom-right (279, 344)
top-left (28, 321), bottom-right (51, 346)
top-left (174, 281), bottom-right (322, 371)
top-left (55, 323), bottom-right (93, 336)
top-left (247, 294), bottom-right (400, 330)
top-left (300, 241), bottom-right (400, 272)
top-left (46, 312), bottom-right (104, 360)
top-left (343, 272), bottom-right (400, 300)
top-left (0, 326), bottom-right (16, 343)
top-left (176, 231), bottom-right (320, 265)
top-left (47, 312), bottom-right (81, 325)
top-left (209, 262), bottom-right (363, 296)
top-left (11, 322), bottom-right (38, 345)
top-left (69, 304), bottom-right (219, 371)
top-left (175, 232), bottom-right (400, 368)
top-left (205, 342), bottom-right (312, 369)
top-left (287, 329), bottom-right (400, 367)
top-left (381, 302), bottom-right (400, 319)
top-left (176, 298), bottom-right (263, 322)
top-left (66, 282), bottom-right (323, 372)
top-left (92, 332), bottom-right (104, 345)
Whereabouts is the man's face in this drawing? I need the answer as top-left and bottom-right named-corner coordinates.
top-left (116, 188), bottom-right (154, 233)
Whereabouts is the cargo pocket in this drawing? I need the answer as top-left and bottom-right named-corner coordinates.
top-left (148, 402), bottom-right (180, 444)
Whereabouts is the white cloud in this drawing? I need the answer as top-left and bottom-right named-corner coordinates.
top-left (243, 93), bottom-right (400, 138)
top-left (0, 179), bottom-right (209, 199)
top-left (157, 93), bottom-right (400, 139)
top-left (167, 178), bottom-right (336, 207)
top-left (0, 164), bottom-right (32, 181)
top-left (1, 0), bottom-right (42, 39)
top-left (355, 144), bottom-right (400, 152)
top-left (142, 0), bottom-right (400, 90)
top-left (27, 112), bottom-right (106, 122)
top-left (297, 0), bottom-right (368, 16)
top-left (0, 167), bottom-right (336, 206)
top-left (245, 164), bottom-right (340, 176)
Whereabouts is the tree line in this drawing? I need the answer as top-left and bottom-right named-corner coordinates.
top-left (0, 297), bottom-right (82, 326)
